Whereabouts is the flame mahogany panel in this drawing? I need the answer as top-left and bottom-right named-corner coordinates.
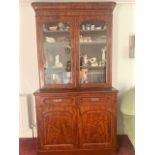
top-left (34, 90), bottom-right (117, 155)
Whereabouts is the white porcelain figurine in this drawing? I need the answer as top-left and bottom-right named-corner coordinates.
top-left (55, 55), bottom-right (63, 68)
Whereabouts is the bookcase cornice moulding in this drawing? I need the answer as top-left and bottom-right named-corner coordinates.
top-left (20, 0), bottom-right (135, 7)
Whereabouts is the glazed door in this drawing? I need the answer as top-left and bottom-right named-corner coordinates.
top-left (78, 94), bottom-right (116, 149)
top-left (36, 96), bottom-right (77, 150)
top-left (36, 16), bottom-right (76, 89)
top-left (76, 17), bottom-right (112, 88)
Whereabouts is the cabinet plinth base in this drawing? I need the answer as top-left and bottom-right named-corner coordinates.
top-left (38, 149), bottom-right (116, 155)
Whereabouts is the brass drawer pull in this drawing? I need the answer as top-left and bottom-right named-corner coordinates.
top-left (53, 99), bottom-right (62, 103)
top-left (90, 98), bottom-right (99, 102)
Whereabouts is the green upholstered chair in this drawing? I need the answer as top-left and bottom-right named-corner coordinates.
top-left (120, 87), bottom-right (135, 147)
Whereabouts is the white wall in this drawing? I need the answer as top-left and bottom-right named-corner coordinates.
top-left (19, 0), bottom-right (135, 137)
top-left (113, 3), bottom-right (135, 93)
top-left (19, 4), bottom-right (39, 137)
top-left (113, 3), bottom-right (135, 134)
top-left (19, 5), bottom-right (39, 94)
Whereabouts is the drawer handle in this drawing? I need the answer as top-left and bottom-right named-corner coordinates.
top-left (53, 99), bottom-right (62, 103)
top-left (90, 98), bottom-right (99, 102)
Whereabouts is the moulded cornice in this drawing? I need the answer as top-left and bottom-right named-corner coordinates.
top-left (20, 0), bottom-right (135, 7)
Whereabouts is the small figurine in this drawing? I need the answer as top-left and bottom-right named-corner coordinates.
top-left (80, 54), bottom-right (88, 67)
top-left (66, 60), bottom-right (71, 72)
top-left (80, 68), bottom-right (88, 83)
top-left (58, 22), bottom-right (65, 31)
top-left (101, 46), bottom-right (107, 66)
top-left (88, 57), bottom-right (98, 67)
top-left (46, 37), bottom-right (55, 43)
top-left (54, 55), bottom-right (63, 68)
top-left (83, 54), bottom-right (88, 66)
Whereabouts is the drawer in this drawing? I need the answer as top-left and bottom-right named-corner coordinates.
top-left (36, 96), bottom-right (75, 107)
top-left (78, 93), bottom-right (116, 112)
top-left (42, 97), bottom-right (74, 104)
top-left (79, 93), bottom-right (116, 103)
top-left (35, 96), bottom-right (76, 114)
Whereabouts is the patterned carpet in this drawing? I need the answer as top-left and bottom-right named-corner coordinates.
top-left (19, 135), bottom-right (134, 155)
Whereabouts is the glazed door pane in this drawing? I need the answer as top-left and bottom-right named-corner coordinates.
top-left (79, 21), bottom-right (107, 84)
top-left (43, 22), bottom-right (72, 85)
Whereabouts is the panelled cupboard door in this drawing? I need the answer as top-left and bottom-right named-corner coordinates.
top-left (35, 16), bottom-right (76, 89)
top-left (36, 96), bottom-right (77, 150)
top-left (78, 94), bottom-right (116, 149)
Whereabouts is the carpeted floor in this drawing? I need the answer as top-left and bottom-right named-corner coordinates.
top-left (19, 135), bottom-right (134, 155)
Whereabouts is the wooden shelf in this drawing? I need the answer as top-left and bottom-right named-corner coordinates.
top-left (80, 29), bottom-right (106, 33)
top-left (80, 41), bottom-right (106, 45)
top-left (44, 30), bottom-right (69, 34)
top-left (44, 42), bottom-right (70, 47)
top-left (80, 66), bottom-right (105, 70)
top-left (45, 67), bottom-right (66, 70)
